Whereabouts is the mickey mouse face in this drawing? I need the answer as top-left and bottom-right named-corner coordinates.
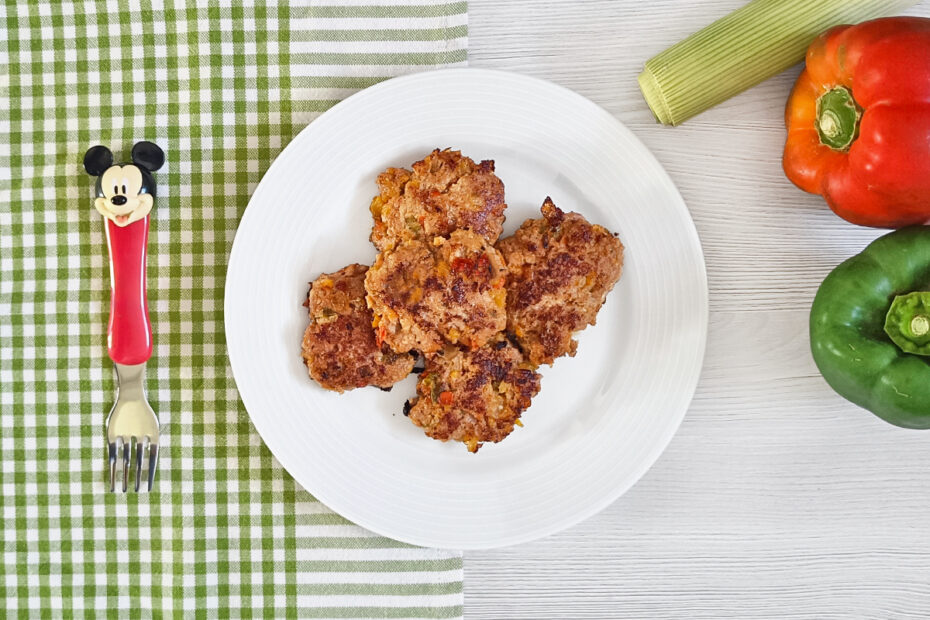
top-left (97, 165), bottom-right (150, 225)
top-left (83, 142), bottom-right (164, 227)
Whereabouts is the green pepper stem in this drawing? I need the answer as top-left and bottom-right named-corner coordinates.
top-left (884, 292), bottom-right (930, 356)
top-left (816, 87), bottom-right (861, 151)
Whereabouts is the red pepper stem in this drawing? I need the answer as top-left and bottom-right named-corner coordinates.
top-left (816, 86), bottom-right (861, 151)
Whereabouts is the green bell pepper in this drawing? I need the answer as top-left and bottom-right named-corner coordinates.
top-left (810, 226), bottom-right (930, 429)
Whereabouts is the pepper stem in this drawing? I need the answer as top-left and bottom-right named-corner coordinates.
top-left (884, 292), bottom-right (930, 356)
top-left (816, 87), bottom-right (861, 151)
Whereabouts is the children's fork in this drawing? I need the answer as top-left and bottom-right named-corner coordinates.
top-left (84, 142), bottom-right (165, 492)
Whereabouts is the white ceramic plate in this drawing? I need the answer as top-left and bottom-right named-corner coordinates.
top-left (225, 68), bottom-right (707, 549)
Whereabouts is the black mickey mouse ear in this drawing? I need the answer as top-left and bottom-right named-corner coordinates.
top-left (131, 141), bottom-right (165, 172)
top-left (83, 145), bottom-right (113, 176)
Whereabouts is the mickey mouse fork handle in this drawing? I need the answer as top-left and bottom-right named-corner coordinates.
top-left (106, 216), bottom-right (153, 365)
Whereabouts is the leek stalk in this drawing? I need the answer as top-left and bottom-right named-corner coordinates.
top-left (638, 0), bottom-right (917, 126)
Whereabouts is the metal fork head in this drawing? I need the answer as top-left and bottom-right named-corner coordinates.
top-left (106, 362), bottom-right (160, 492)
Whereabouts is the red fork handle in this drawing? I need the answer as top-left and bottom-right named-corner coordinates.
top-left (105, 216), bottom-right (152, 365)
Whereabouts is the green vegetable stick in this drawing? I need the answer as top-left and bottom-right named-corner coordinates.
top-left (638, 0), bottom-right (917, 126)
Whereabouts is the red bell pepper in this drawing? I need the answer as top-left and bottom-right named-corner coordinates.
top-left (783, 17), bottom-right (930, 228)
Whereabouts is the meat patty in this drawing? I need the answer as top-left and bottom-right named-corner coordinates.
top-left (369, 149), bottom-right (507, 252)
top-left (365, 229), bottom-right (508, 355)
top-left (496, 198), bottom-right (624, 366)
top-left (302, 264), bottom-right (415, 392)
top-left (407, 335), bottom-right (542, 453)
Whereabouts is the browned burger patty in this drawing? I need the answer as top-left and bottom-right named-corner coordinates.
top-left (407, 335), bottom-right (542, 453)
top-left (496, 198), bottom-right (624, 366)
top-left (365, 229), bottom-right (508, 355)
top-left (369, 149), bottom-right (507, 252)
top-left (302, 264), bottom-right (415, 392)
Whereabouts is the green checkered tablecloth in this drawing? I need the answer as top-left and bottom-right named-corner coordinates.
top-left (0, 2), bottom-right (467, 617)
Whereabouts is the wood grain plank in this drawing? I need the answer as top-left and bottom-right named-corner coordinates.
top-left (464, 1), bottom-right (930, 618)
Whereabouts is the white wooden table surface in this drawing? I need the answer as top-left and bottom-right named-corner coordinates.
top-left (463, 1), bottom-right (930, 618)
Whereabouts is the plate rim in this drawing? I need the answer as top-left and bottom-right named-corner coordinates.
top-left (225, 67), bottom-right (709, 549)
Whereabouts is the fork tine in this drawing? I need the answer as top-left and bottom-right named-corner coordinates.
top-left (107, 363), bottom-right (160, 494)
top-left (134, 437), bottom-right (144, 492)
top-left (108, 442), bottom-right (117, 493)
top-left (148, 443), bottom-right (158, 492)
top-left (122, 440), bottom-right (130, 493)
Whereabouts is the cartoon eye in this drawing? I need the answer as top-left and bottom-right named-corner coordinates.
top-left (114, 185), bottom-right (119, 195)
top-left (122, 184), bottom-right (127, 194)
